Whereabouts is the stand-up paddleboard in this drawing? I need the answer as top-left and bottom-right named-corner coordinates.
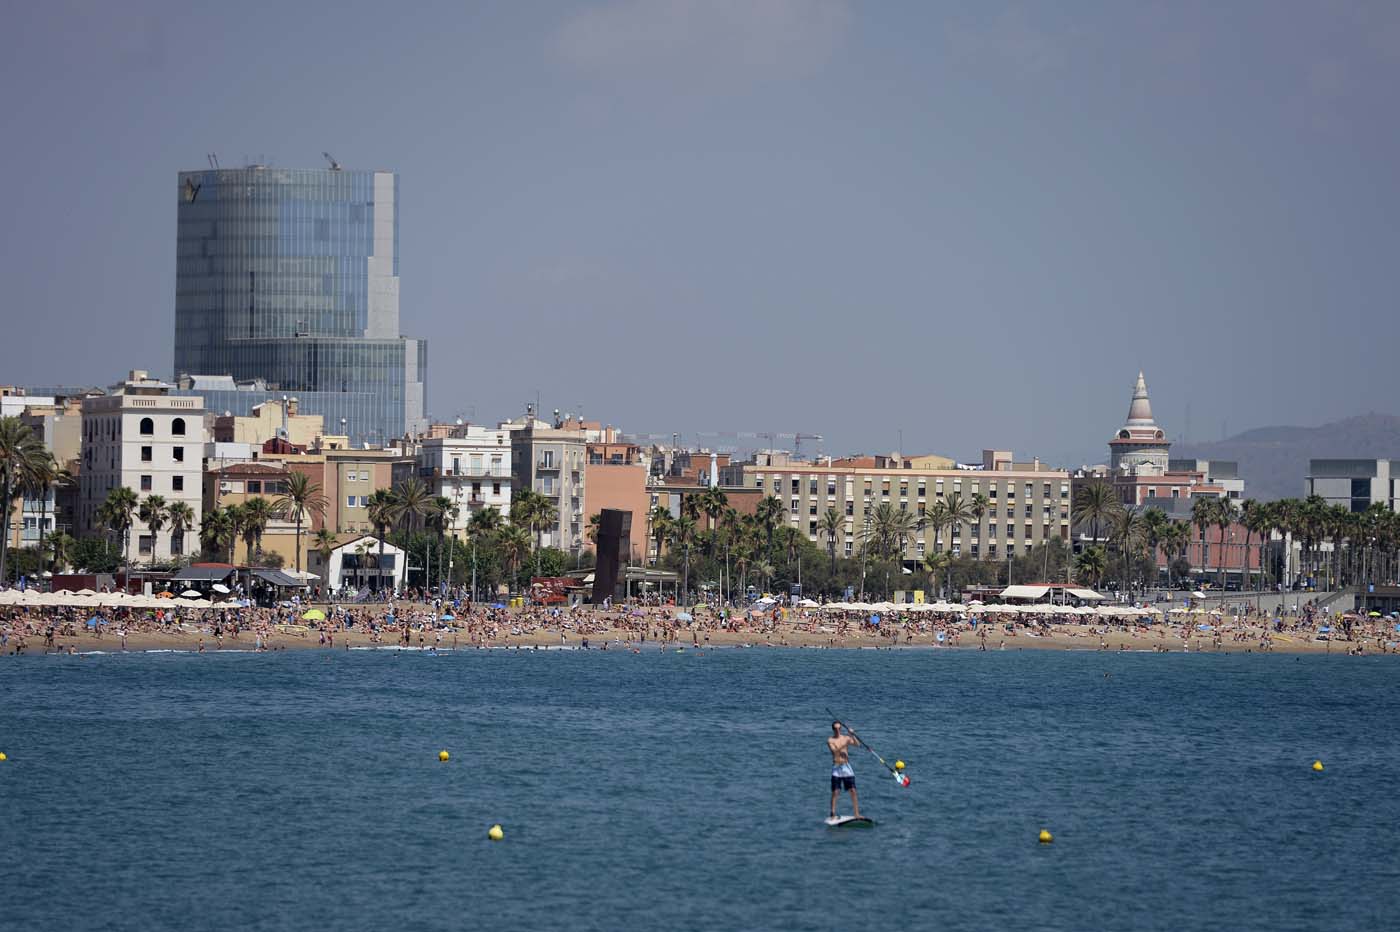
top-left (824, 816), bottom-right (875, 828)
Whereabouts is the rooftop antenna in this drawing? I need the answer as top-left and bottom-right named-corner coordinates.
top-left (206, 153), bottom-right (220, 169)
top-left (323, 152), bottom-right (342, 171)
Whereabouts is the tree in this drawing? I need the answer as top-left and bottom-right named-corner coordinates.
top-left (1107, 506), bottom-right (1144, 597)
top-left (22, 456), bottom-right (65, 578)
top-left (71, 536), bottom-right (122, 574)
top-left (922, 500), bottom-right (950, 556)
top-left (166, 501), bottom-right (194, 559)
top-left (1214, 498), bottom-right (1238, 588)
top-left (137, 495), bottom-right (168, 564)
top-left (586, 512), bottom-right (602, 546)
top-left (47, 532), bottom-right (76, 572)
top-left (200, 507), bottom-right (236, 563)
top-left (98, 487), bottom-right (139, 565)
top-left (1072, 479), bottom-right (1120, 545)
top-left (1190, 497), bottom-right (1216, 584)
top-left (240, 497), bottom-right (276, 563)
top-left (1075, 545), bottom-right (1108, 588)
top-left (922, 550), bottom-right (951, 599)
top-left (755, 495), bottom-right (784, 551)
top-left (697, 486), bottom-right (729, 552)
top-left (818, 507), bottom-right (843, 577)
top-left (392, 477), bottom-right (433, 535)
top-left (497, 524), bottom-right (532, 588)
top-left (366, 489), bottom-right (398, 592)
top-left (0, 416), bottom-right (48, 584)
top-left (942, 491), bottom-right (972, 555)
top-left (670, 511), bottom-right (698, 603)
top-left (1141, 507), bottom-right (1170, 586)
top-left (968, 493), bottom-right (990, 559)
top-left (274, 472), bottom-right (327, 575)
top-left (648, 505), bottom-right (673, 564)
top-left (312, 528), bottom-right (337, 572)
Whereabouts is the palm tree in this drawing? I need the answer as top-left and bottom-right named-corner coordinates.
top-left (312, 528), bottom-right (337, 573)
top-left (670, 511), bottom-right (698, 603)
top-left (942, 491), bottom-right (972, 555)
top-left (1141, 507), bottom-right (1170, 588)
top-left (392, 476), bottom-right (433, 535)
top-left (921, 500), bottom-right (950, 555)
top-left (818, 507), bottom-right (843, 577)
top-left (1072, 478), bottom-right (1120, 545)
top-left (166, 501), bottom-right (194, 559)
top-left (497, 524), bottom-right (532, 589)
top-left (0, 416), bottom-right (47, 584)
top-left (922, 550), bottom-right (951, 600)
top-left (47, 532), bottom-right (76, 573)
top-left (273, 472), bottom-right (328, 575)
top-left (1108, 506), bottom-right (1144, 598)
top-left (200, 507), bottom-right (235, 562)
top-left (1214, 498), bottom-right (1238, 589)
top-left (697, 486), bottom-right (729, 552)
top-left (429, 495), bottom-right (456, 590)
top-left (22, 455), bottom-right (62, 577)
top-left (586, 512), bottom-right (602, 546)
top-left (468, 506), bottom-right (503, 537)
top-left (648, 504), bottom-right (673, 564)
top-left (1075, 545), bottom-right (1108, 588)
top-left (754, 495), bottom-right (783, 552)
top-left (99, 486), bottom-right (139, 565)
top-left (968, 493), bottom-right (990, 559)
top-left (366, 489), bottom-right (397, 592)
top-left (240, 497), bottom-right (276, 563)
top-left (224, 504), bottom-right (247, 563)
top-left (137, 495), bottom-right (168, 563)
top-left (1190, 497), bottom-right (1216, 586)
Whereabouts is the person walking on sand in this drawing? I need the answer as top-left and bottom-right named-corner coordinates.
top-left (828, 721), bottom-right (862, 819)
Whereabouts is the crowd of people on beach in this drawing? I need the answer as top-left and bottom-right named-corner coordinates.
top-left (2, 585), bottom-right (1397, 657)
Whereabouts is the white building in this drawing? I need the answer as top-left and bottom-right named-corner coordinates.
top-left (79, 371), bottom-right (205, 563)
top-left (307, 534), bottom-right (406, 594)
top-left (415, 427), bottom-right (513, 531)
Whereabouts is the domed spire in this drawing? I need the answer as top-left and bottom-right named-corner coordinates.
top-left (1126, 371), bottom-right (1155, 426)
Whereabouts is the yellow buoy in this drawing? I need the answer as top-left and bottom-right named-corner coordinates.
top-left (894, 760), bottom-right (905, 771)
top-left (438, 750), bottom-right (450, 762)
top-left (1038, 829), bottom-right (1053, 844)
top-left (0, 752), bottom-right (7, 761)
top-left (1312, 760), bottom-right (1323, 772)
top-left (488, 824), bottom-right (504, 841)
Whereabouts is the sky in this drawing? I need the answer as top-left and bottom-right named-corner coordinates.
top-left (3, 1), bottom-right (1398, 466)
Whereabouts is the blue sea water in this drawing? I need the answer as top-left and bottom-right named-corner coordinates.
top-left (1, 647), bottom-right (1397, 932)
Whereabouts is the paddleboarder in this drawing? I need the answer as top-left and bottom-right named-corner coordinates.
top-left (828, 721), bottom-right (862, 819)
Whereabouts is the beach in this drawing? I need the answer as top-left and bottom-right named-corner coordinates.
top-left (3, 600), bottom-right (1392, 656)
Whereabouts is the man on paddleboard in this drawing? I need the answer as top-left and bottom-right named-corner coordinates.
top-left (828, 721), bottom-right (862, 819)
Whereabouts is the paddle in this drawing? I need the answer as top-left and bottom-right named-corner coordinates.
top-left (827, 708), bottom-right (910, 787)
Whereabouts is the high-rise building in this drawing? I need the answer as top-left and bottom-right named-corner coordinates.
top-left (174, 164), bottom-right (427, 446)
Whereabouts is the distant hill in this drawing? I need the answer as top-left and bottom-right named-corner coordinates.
top-left (1172, 413), bottom-right (1400, 502)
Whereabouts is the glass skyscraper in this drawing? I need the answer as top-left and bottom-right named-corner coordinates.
top-left (174, 165), bottom-right (427, 446)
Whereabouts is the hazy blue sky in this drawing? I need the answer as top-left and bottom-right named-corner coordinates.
top-left (3, 1), bottom-right (1398, 465)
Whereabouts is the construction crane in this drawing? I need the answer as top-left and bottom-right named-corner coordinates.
top-left (323, 152), bottom-right (342, 171)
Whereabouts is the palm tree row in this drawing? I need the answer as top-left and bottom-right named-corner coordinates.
top-left (1, 416), bottom-right (60, 584)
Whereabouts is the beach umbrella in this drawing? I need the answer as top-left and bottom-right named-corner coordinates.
top-left (439, 613), bottom-right (455, 621)
top-left (179, 589), bottom-right (202, 598)
top-left (1368, 611), bottom-right (1382, 617)
top-left (86, 617), bottom-right (101, 628)
top-left (211, 583), bottom-right (231, 594)
top-left (157, 591), bottom-right (174, 599)
top-left (302, 609), bottom-right (326, 621)
top-left (1196, 623), bottom-right (1213, 630)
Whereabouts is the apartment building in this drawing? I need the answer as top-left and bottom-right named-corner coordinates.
top-left (79, 371), bottom-right (205, 562)
top-left (413, 426), bottom-right (513, 531)
top-left (725, 450), bottom-right (1071, 564)
top-left (1306, 459), bottom-right (1400, 513)
top-left (508, 416), bottom-right (587, 554)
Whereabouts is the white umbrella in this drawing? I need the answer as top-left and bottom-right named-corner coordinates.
top-left (179, 589), bottom-right (202, 598)
top-left (211, 583), bottom-right (231, 594)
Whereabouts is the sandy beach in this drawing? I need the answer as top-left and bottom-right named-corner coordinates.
top-left (3, 602), bottom-right (1392, 656)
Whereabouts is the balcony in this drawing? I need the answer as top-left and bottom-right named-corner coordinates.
top-left (537, 459), bottom-right (560, 471)
top-left (421, 466), bottom-right (510, 480)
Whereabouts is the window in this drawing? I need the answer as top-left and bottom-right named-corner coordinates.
top-left (809, 502), bottom-right (818, 515)
top-left (172, 418), bottom-right (185, 436)
top-left (845, 501), bottom-right (854, 516)
top-left (170, 533), bottom-right (184, 556)
top-left (452, 457), bottom-right (461, 475)
top-left (347, 472), bottom-right (357, 482)
top-left (139, 417), bottom-right (154, 436)
top-left (138, 535), bottom-right (153, 556)
top-left (359, 471), bottom-right (369, 481)
top-left (542, 476), bottom-right (554, 494)
top-left (827, 483), bottom-right (836, 497)
top-left (790, 500), bottom-right (799, 514)
top-left (347, 495), bottom-right (357, 508)
top-left (809, 520), bottom-right (817, 536)
top-left (493, 482), bottom-right (501, 496)
top-left (359, 496), bottom-right (369, 507)
top-left (542, 450), bottom-right (555, 468)
top-left (141, 446), bottom-right (153, 462)
top-left (172, 476), bottom-right (184, 492)
top-left (791, 478), bottom-right (800, 494)
top-left (140, 475), bottom-right (152, 491)
top-left (173, 446), bottom-right (184, 463)
top-left (247, 481), bottom-right (262, 494)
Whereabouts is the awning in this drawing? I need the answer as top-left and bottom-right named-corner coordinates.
top-left (1067, 588), bottom-right (1105, 601)
top-left (252, 569), bottom-right (304, 588)
top-left (168, 566), bottom-right (236, 583)
top-left (1001, 585), bottom-right (1051, 600)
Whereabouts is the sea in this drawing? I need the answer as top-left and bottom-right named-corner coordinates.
top-left (2, 646), bottom-right (1396, 932)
